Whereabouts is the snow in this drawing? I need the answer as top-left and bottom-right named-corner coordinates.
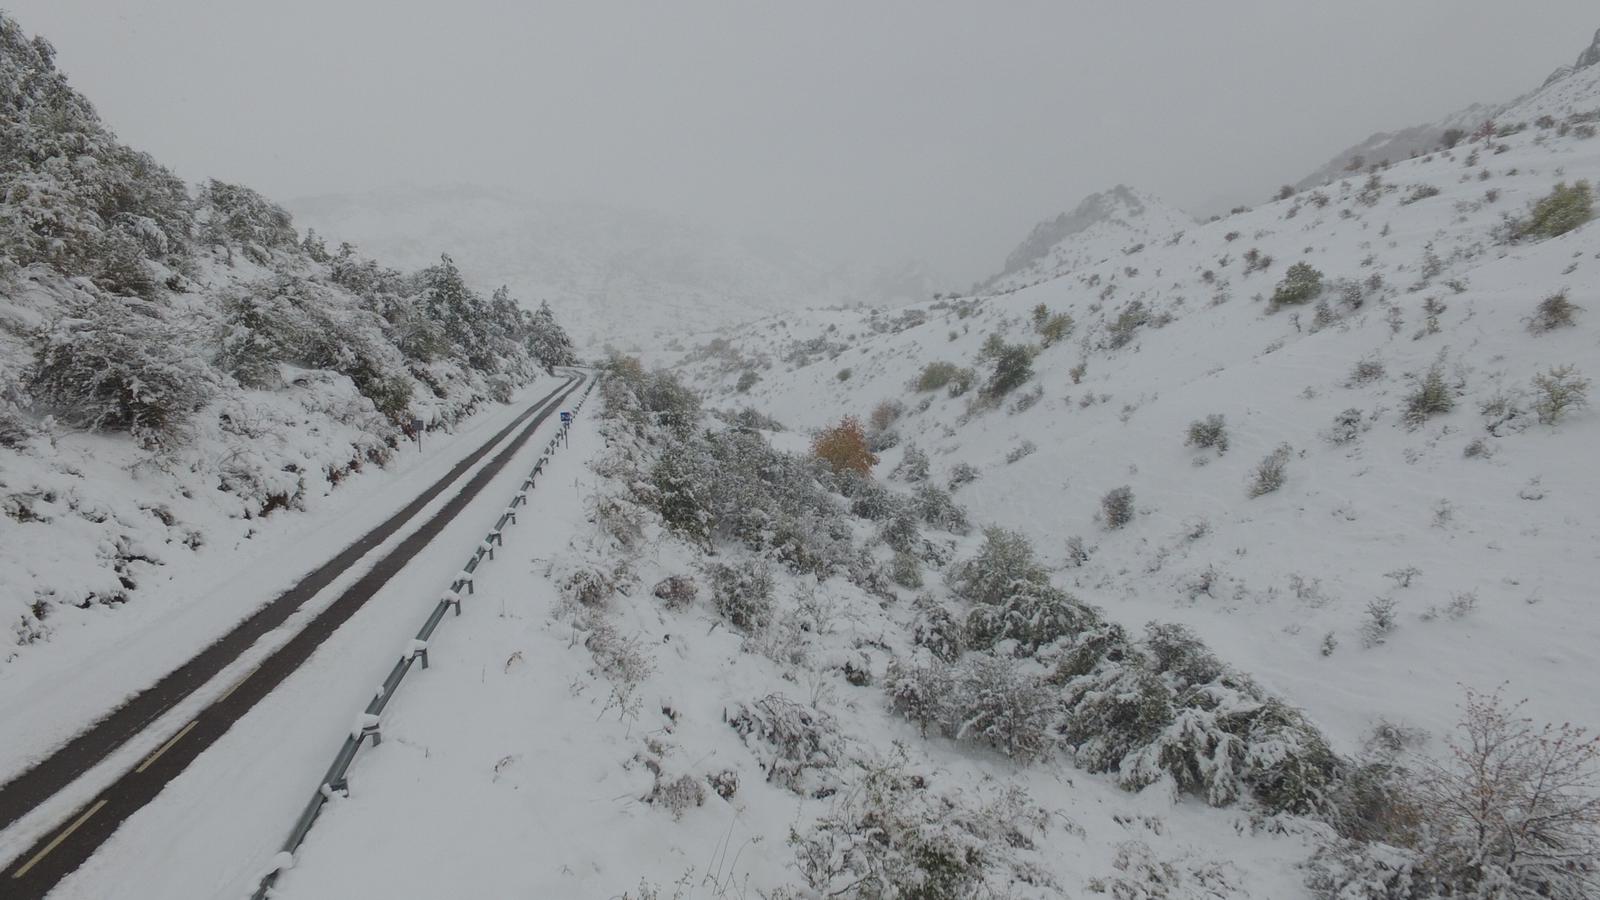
top-left (26, 379), bottom-right (579, 899)
top-left (0, 377), bottom-right (557, 859)
top-left (672, 64), bottom-right (1600, 764)
top-left (260, 401), bottom-right (1315, 899)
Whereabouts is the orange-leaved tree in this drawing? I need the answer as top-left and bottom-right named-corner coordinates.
top-left (812, 416), bottom-right (878, 475)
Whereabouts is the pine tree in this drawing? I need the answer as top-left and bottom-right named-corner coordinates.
top-left (526, 299), bottom-right (575, 372)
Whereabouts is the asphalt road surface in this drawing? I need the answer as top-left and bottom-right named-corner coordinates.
top-left (1, 374), bottom-right (583, 897)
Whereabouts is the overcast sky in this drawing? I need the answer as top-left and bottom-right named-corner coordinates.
top-left (7, 1), bottom-right (1597, 282)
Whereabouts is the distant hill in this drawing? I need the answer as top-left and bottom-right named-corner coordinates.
top-left (292, 188), bottom-right (938, 349)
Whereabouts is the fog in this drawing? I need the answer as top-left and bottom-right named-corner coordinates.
top-left (8, 1), bottom-right (1596, 283)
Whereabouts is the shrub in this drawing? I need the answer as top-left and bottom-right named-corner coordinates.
top-left (914, 483), bottom-right (969, 534)
top-left (965, 581), bottom-right (1093, 655)
top-left (1101, 486), bottom-right (1135, 529)
top-left (880, 509), bottom-right (921, 555)
top-left (893, 445), bottom-right (930, 482)
top-left (1402, 362), bottom-right (1455, 427)
top-left (645, 772), bottom-right (705, 819)
top-left (811, 416), bottom-right (878, 475)
top-left (1512, 180), bottom-right (1593, 240)
top-left (1409, 688), bottom-right (1600, 897)
top-left (707, 560), bottom-right (774, 630)
top-left (1270, 262), bottom-right (1324, 310)
top-left (1400, 184), bottom-right (1440, 205)
top-left (949, 527), bottom-right (1048, 605)
top-left (983, 342), bottom-right (1036, 399)
top-left (29, 300), bottom-right (213, 449)
top-left (727, 693), bottom-right (843, 794)
top-left (788, 753), bottom-right (1041, 898)
top-left (1004, 440), bottom-right (1037, 464)
top-left (915, 361), bottom-right (961, 392)
top-left (652, 575), bottom-right (698, 609)
top-left (836, 367), bottom-right (852, 382)
top-left (1529, 290), bottom-right (1582, 333)
top-left (890, 552), bottom-right (923, 589)
top-left (735, 370), bottom-right (759, 393)
top-left (942, 654), bottom-right (1057, 761)
top-left (1327, 407), bottom-right (1367, 445)
top-left (1107, 300), bottom-right (1149, 348)
top-left (1362, 596), bottom-right (1398, 647)
top-left (1532, 364), bottom-right (1590, 424)
top-left (1248, 443), bottom-right (1292, 497)
top-left (1032, 307), bottom-right (1074, 347)
top-left (947, 462), bottom-right (979, 491)
top-left (1185, 414), bottom-right (1229, 454)
top-left (1347, 357), bottom-right (1386, 385)
top-left (869, 399), bottom-right (904, 432)
top-left (946, 366), bottom-right (977, 398)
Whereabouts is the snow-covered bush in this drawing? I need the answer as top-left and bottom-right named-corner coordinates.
top-left (644, 771), bottom-right (705, 820)
top-left (1531, 364), bottom-right (1589, 424)
top-left (914, 483), bottom-right (969, 534)
top-left (1185, 414), bottom-right (1229, 455)
top-left (727, 693), bottom-right (844, 794)
top-left (651, 575), bottom-right (697, 609)
top-left (964, 581), bottom-right (1092, 656)
top-left (583, 615), bottom-right (655, 720)
top-left (880, 509), bottom-right (921, 555)
top-left (946, 462), bottom-right (980, 491)
top-left (553, 559), bottom-right (623, 608)
top-left (1528, 290), bottom-right (1582, 333)
top-left (1057, 620), bottom-right (1345, 815)
top-left (943, 654), bottom-right (1057, 761)
top-left (911, 601), bottom-right (967, 665)
top-left (1511, 180), bottom-right (1593, 240)
top-left (982, 341), bottom-right (1036, 399)
top-left (1107, 300), bottom-right (1149, 348)
top-left (1401, 362), bottom-right (1454, 427)
top-left (888, 652), bottom-right (1055, 762)
top-left (914, 361), bottom-right (963, 392)
top-left (1004, 439), bottom-right (1037, 463)
top-left (28, 298), bottom-right (213, 449)
top-left (707, 559), bottom-right (774, 630)
top-left (893, 444), bottom-right (930, 482)
top-left (1101, 485), bottom-right (1135, 529)
top-left (949, 527), bottom-right (1046, 606)
top-left (1248, 443), bottom-right (1293, 497)
top-left (196, 179), bottom-right (298, 262)
top-left (1270, 262), bottom-right (1325, 311)
top-left (789, 753), bottom-right (1049, 899)
top-left (890, 552), bottom-right (923, 589)
top-left (1327, 407), bottom-right (1369, 445)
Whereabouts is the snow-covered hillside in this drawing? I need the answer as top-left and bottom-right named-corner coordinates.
top-left (1295, 27), bottom-right (1600, 191)
top-left (980, 185), bottom-right (1196, 295)
top-left (292, 188), bottom-right (938, 349)
top-left (0, 11), bottom-right (573, 746)
top-left (677, 58), bottom-right (1600, 764)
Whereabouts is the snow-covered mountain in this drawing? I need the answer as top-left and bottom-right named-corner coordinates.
top-left (1296, 27), bottom-right (1600, 190)
top-left (980, 184), bottom-right (1197, 294)
top-left (677, 43), bottom-right (1600, 772)
top-left (292, 188), bottom-right (937, 349)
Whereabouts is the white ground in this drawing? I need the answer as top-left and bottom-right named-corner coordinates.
top-left (670, 63), bottom-right (1600, 759)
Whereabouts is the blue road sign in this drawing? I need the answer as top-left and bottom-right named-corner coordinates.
top-left (560, 411), bottom-right (572, 424)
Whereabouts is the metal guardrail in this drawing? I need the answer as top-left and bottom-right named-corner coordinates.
top-left (251, 376), bottom-right (596, 899)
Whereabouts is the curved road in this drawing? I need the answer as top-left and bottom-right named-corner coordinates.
top-left (1, 373), bottom-right (583, 897)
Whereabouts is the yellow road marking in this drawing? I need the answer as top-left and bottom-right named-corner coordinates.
top-left (135, 720), bottom-right (198, 774)
top-left (11, 799), bottom-right (107, 879)
top-left (217, 665), bottom-right (259, 702)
